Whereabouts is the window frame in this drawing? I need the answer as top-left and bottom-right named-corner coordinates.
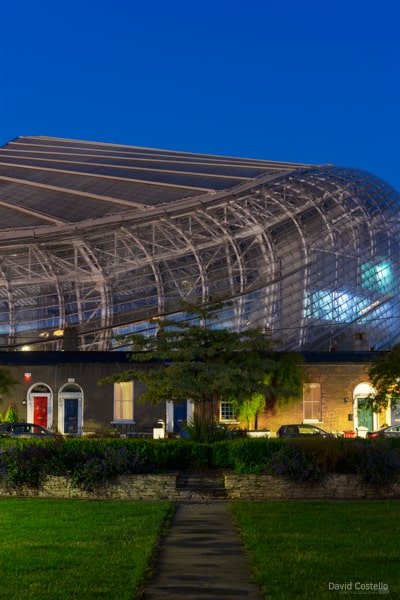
top-left (303, 382), bottom-right (322, 423)
top-left (113, 381), bottom-right (135, 423)
top-left (219, 401), bottom-right (237, 423)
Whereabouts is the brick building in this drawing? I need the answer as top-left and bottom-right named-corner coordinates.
top-left (1, 350), bottom-right (396, 438)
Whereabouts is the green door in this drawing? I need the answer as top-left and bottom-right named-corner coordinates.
top-left (357, 398), bottom-right (373, 430)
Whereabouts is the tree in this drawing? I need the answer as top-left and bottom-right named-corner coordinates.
top-left (0, 367), bottom-right (18, 398)
top-left (0, 368), bottom-right (19, 422)
top-left (4, 403), bottom-right (19, 423)
top-left (231, 352), bottom-right (306, 429)
top-left (368, 346), bottom-right (400, 412)
top-left (231, 392), bottom-right (266, 430)
top-left (99, 301), bottom-right (305, 428)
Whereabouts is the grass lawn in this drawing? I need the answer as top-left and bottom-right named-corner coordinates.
top-left (230, 501), bottom-right (400, 599)
top-left (0, 498), bottom-right (173, 600)
top-left (2, 498), bottom-right (399, 600)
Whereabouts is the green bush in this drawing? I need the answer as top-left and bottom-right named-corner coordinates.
top-left (349, 439), bottom-right (400, 492)
top-left (0, 442), bottom-right (54, 489)
top-left (268, 444), bottom-right (328, 484)
top-left (276, 437), bottom-right (358, 474)
top-left (178, 415), bottom-right (236, 443)
top-left (229, 438), bottom-right (281, 471)
top-left (211, 441), bottom-right (235, 469)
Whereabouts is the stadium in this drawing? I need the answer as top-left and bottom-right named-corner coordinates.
top-left (0, 135), bottom-right (399, 353)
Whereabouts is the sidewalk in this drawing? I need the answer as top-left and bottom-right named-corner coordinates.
top-left (143, 502), bottom-right (263, 599)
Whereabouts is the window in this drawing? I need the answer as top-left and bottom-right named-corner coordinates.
top-left (114, 382), bottom-right (134, 422)
top-left (303, 383), bottom-right (321, 422)
top-left (220, 401), bottom-right (236, 421)
top-left (354, 332), bottom-right (366, 341)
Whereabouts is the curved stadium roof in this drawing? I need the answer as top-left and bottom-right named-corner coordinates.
top-left (0, 135), bottom-right (399, 351)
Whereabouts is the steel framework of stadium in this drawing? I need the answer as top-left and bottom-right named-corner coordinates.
top-left (0, 136), bottom-right (399, 351)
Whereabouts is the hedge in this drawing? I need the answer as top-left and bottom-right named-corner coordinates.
top-left (0, 436), bottom-right (400, 491)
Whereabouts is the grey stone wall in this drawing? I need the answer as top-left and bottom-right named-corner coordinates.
top-left (224, 473), bottom-right (400, 500)
top-left (1, 473), bottom-right (399, 501)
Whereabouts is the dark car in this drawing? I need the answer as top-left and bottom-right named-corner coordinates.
top-left (0, 422), bottom-right (56, 437)
top-left (277, 424), bottom-right (335, 438)
top-left (366, 425), bottom-right (400, 439)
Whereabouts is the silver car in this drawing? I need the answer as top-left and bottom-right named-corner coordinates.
top-left (366, 425), bottom-right (400, 439)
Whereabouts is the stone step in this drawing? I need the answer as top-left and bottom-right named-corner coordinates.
top-left (176, 471), bottom-right (227, 499)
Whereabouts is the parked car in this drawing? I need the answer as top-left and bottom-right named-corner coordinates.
top-left (277, 424), bottom-right (335, 438)
top-left (0, 422), bottom-right (56, 437)
top-left (366, 425), bottom-right (400, 439)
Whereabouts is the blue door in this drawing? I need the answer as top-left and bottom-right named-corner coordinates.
top-left (173, 402), bottom-right (187, 434)
top-left (64, 398), bottom-right (78, 434)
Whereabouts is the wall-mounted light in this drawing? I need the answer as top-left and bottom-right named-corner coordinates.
top-left (344, 397), bottom-right (349, 403)
top-left (24, 372), bottom-right (32, 383)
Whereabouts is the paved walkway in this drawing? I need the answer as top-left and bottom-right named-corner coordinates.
top-left (143, 502), bottom-right (263, 599)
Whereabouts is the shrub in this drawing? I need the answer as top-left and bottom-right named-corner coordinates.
top-left (122, 438), bottom-right (194, 470)
top-left (70, 445), bottom-right (142, 491)
top-left (211, 441), bottom-right (235, 469)
top-left (268, 443), bottom-right (328, 484)
top-left (350, 439), bottom-right (400, 492)
top-left (3, 403), bottom-right (19, 423)
top-left (0, 442), bottom-right (53, 490)
top-left (281, 437), bottom-right (357, 474)
top-left (229, 438), bottom-right (279, 472)
top-left (178, 415), bottom-right (235, 443)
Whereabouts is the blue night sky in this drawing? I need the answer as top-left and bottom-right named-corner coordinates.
top-left (1, 0), bottom-right (399, 190)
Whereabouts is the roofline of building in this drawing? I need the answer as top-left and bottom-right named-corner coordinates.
top-left (0, 350), bottom-right (383, 367)
top-left (0, 165), bottom-right (318, 245)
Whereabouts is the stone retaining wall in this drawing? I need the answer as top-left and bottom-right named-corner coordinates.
top-left (1, 473), bottom-right (399, 501)
top-left (1, 474), bottom-right (183, 501)
top-left (224, 473), bottom-right (400, 500)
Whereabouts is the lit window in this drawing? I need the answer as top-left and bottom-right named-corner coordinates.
top-left (114, 382), bottom-right (134, 421)
top-left (361, 261), bottom-right (392, 294)
top-left (303, 383), bottom-right (321, 421)
top-left (220, 401), bottom-right (236, 421)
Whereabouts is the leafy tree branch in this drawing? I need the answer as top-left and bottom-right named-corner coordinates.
top-left (99, 301), bottom-right (305, 427)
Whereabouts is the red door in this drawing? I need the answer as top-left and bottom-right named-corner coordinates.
top-left (33, 396), bottom-right (48, 426)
